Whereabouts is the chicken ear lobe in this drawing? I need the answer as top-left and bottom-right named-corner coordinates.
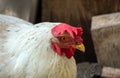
top-left (51, 42), bottom-right (62, 55)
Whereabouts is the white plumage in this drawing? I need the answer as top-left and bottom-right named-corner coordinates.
top-left (0, 15), bottom-right (76, 78)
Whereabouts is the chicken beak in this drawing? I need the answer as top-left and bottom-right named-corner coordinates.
top-left (73, 43), bottom-right (85, 52)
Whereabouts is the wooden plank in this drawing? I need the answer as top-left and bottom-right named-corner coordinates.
top-left (0, 0), bottom-right (38, 23)
top-left (91, 13), bottom-right (120, 68)
top-left (102, 67), bottom-right (120, 78)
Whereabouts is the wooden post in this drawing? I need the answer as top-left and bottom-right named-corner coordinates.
top-left (0, 0), bottom-right (38, 23)
top-left (91, 13), bottom-right (120, 77)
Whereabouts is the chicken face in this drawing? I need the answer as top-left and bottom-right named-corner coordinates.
top-left (51, 23), bottom-right (85, 59)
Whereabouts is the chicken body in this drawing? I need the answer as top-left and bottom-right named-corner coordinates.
top-left (9, 23), bottom-right (77, 78)
top-left (0, 15), bottom-right (77, 78)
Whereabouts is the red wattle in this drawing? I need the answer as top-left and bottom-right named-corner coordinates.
top-left (51, 42), bottom-right (75, 59)
top-left (61, 48), bottom-right (75, 59)
top-left (51, 42), bottom-right (62, 55)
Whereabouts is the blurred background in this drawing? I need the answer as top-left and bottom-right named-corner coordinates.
top-left (0, 0), bottom-right (120, 64)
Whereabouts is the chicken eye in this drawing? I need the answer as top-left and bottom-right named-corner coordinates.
top-left (57, 36), bottom-right (69, 42)
top-left (75, 41), bottom-right (79, 44)
top-left (61, 37), bottom-right (66, 41)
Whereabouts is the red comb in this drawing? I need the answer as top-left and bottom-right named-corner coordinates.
top-left (51, 23), bottom-right (83, 38)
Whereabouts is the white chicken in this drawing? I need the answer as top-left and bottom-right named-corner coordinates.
top-left (0, 14), bottom-right (85, 78)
